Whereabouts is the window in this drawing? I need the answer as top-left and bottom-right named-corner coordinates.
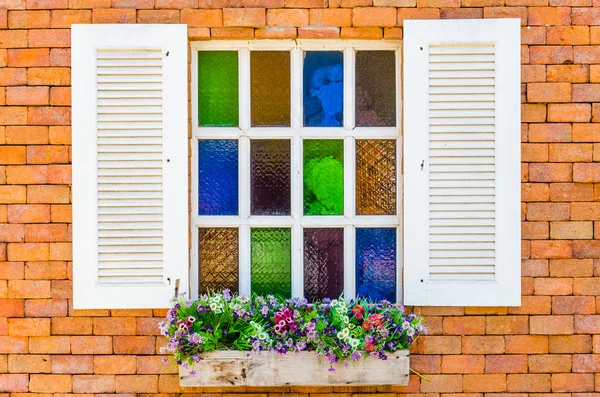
top-left (191, 41), bottom-right (403, 302)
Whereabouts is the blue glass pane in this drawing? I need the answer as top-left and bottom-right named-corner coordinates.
top-left (356, 228), bottom-right (396, 302)
top-left (198, 140), bottom-right (238, 215)
top-left (303, 51), bottom-right (343, 127)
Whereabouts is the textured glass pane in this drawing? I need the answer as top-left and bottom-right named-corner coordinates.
top-left (251, 140), bottom-right (291, 215)
top-left (199, 228), bottom-right (239, 294)
top-left (303, 139), bottom-right (343, 215)
top-left (251, 228), bottom-right (291, 297)
top-left (198, 51), bottom-right (238, 127)
top-left (303, 51), bottom-right (343, 127)
top-left (356, 228), bottom-right (396, 302)
top-left (356, 51), bottom-right (396, 127)
top-left (356, 140), bottom-right (396, 215)
top-left (198, 140), bottom-right (238, 215)
top-left (304, 228), bottom-right (344, 302)
top-left (251, 51), bottom-right (291, 127)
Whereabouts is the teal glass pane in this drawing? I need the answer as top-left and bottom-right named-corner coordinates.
top-left (303, 139), bottom-right (343, 215)
top-left (198, 51), bottom-right (238, 127)
top-left (251, 228), bottom-right (291, 297)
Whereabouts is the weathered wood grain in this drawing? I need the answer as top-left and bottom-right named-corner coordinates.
top-left (179, 350), bottom-right (409, 386)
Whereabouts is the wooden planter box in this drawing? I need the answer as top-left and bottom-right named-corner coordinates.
top-left (179, 350), bottom-right (409, 386)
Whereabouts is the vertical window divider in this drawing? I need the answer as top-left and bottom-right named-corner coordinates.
top-left (395, 47), bottom-right (404, 304)
top-left (344, 225), bottom-right (356, 302)
top-left (343, 47), bottom-right (355, 130)
top-left (239, 224), bottom-right (251, 296)
top-left (239, 48), bottom-right (251, 131)
top-left (291, 45), bottom-right (304, 299)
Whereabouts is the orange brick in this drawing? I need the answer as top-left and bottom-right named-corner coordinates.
top-left (6, 87), bottom-right (49, 107)
top-left (223, 8), bottom-right (265, 27)
top-left (572, 354), bottom-right (600, 372)
top-left (211, 27), bottom-right (255, 39)
top-left (396, 8), bottom-right (440, 25)
top-left (7, 354), bottom-right (51, 373)
top-left (137, 9), bottom-right (180, 23)
top-left (528, 83), bottom-right (571, 103)
top-left (574, 45), bottom-right (600, 64)
top-left (51, 355), bottom-right (93, 374)
top-left (93, 355), bottom-right (137, 374)
top-left (24, 299), bottom-right (67, 317)
top-left (593, 65), bottom-right (600, 81)
top-left (486, 316), bottom-right (529, 334)
top-left (180, 9), bottom-right (223, 27)
top-left (50, 204), bottom-right (71, 223)
top-left (547, 65), bottom-right (589, 83)
top-left (0, 30), bottom-right (28, 48)
top-left (27, 185), bottom-right (70, 204)
top-left (29, 374), bottom-right (71, 393)
top-left (93, 317), bottom-right (136, 336)
top-left (91, 8), bottom-right (136, 23)
top-left (573, 84), bottom-right (600, 103)
top-left (298, 26), bottom-right (339, 38)
top-left (531, 315), bottom-right (574, 335)
top-left (155, 0), bottom-right (198, 7)
top-left (6, 165), bottom-right (49, 185)
top-left (522, 259), bottom-right (549, 277)
top-left (574, 277), bottom-right (600, 295)
top-left (522, 143), bottom-right (549, 162)
top-left (550, 183), bottom-right (594, 201)
top-left (26, 146), bottom-right (69, 165)
top-left (137, 355), bottom-right (176, 374)
top-left (549, 104), bottom-right (592, 122)
top-left (71, 336), bottom-right (112, 355)
top-left (553, 296), bottom-right (596, 315)
top-left (50, 9), bottom-right (91, 27)
top-left (0, 68), bottom-right (27, 86)
top-left (27, 67), bottom-right (70, 86)
top-left (523, 183), bottom-right (550, 202)
top-left (0, 224), bottom-right (24, 243)
top-left (505, 335), bottom-right (549, 353)
top-left (535, 277), bottom-right (573, 295)
top-left (51, 317), bottom-right (92, 335)
top-left (25, 0), bottom-right (70, 9)
top-left (7, 279), bottom-right (50, 299)
top-left (255, 27), bottom-right (297, 38)
top-left (286, 0), bottom-right (327, 5)
top-left (575, 315), bottom-right (600, 333)
top-left (113, 336), bottom-right (155, 354)
top-left (522, 65), bottom-right (546, 82)
top-left (529, 163), bottom-right (572, 183)
top-left (574, 163), bottom-right (600, 182)
top-left (462, 336), bottom-right (505, 354)
top-left (529, 6), bottom-right (571, 25)
top-left (24, 224), bottom-right (68, 243)
top-left (267, 9), bottom-right (309, 26)
top-left (442, 316), bottom-right (484, 335)
top-left (49, 242), bottom-right (71, 260)
top-left (419, 335), bottom-right (461, 354)
top-left (340, 27), bottom-right (382, 38)
top-left (28, 107), bottom-right (71, 126)
top-left (0, 374), bottom-right (28, 392)
top-left (310, 8), bottom-right (351, 26)
top-left (522, 222), bottom-right (549, 239)
top-left (549, 143), bottom-right (593, 162)
top-left (50, 48), bottom-right (70, 66)
top-left (48, 126), bottom-right (71, 145)
top-left (571, 203), bottom-right (600, 220)
top-left (441, 355), bottom-right (484, 374)
top-left (7, 204), bottom-right (49, 223)
top-left (352, 7), bottom-right (396, 26)
top-left (530, 46), bottom-right (573, 64)
top-left (419, 374), bottom-right (462, 393)
top-left (572, 7), bottom-right (600, 25)
top-left (5, 126), bottom-right (49, 145)
top-left (550, 258), bottom-right (594, 277)
top-left (485, 355), bottom-right (528, 373)
top-left (29, 336), bottom-right (70, 354)
top-left (550, 335), bottom-right (593, 353)
top-left (550, 221), bottom-right (593, 239)
top-left (0, 107), bottom-right (28, 125)
top-left (115, 374), bottom-right (159, 393)
top-left (7, 10), bottom-right (49, 28)
top-left (529, 124), bottom-right (572, 142)
top-left (28, 29), bottom-right (70, 47)
top-left (7, 49), bottom-right (49, 67)
top-left (51, 280), bottom-right (71, 299)
top-left (72, 375), bottom-right (116, 393)
top-left (552, 373), bottom-right (595, 392)
top-left (8, 318), bottom-right (50, 336)
top-left (507, 374), bottom-right (551, 392)
top-left (548, 26), bottom-right (589, 45)
top-left (0, 262), bottom-right (23, 280)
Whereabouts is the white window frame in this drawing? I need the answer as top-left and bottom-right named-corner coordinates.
top-left (190, 40), bottom-right (403, 302)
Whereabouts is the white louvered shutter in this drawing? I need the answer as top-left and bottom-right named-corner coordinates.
top-left (403, 19), bottom-right (521, 306)
top-left (72, 25), bottom-right (188, 309)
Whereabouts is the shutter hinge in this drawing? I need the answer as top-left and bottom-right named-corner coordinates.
top-left (421, 160), bottom-right (424, 170)
top-left (174, 279), bottom-right (180, 298)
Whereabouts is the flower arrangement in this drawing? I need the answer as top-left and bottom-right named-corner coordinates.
top-left (160, 290), bottom-right (426, 374)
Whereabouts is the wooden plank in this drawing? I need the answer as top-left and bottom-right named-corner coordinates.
top-left (179, 350), bottom-right (409, 387)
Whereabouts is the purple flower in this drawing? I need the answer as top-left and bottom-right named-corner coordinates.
top-left (188, 333), bottom-right (202, 345)
top-left (285, 338), bottom-right (294, 348)
top-left (350, 351), bottom-right (361, 362)
top-left (223, 289), bottom-right (232, 301)
top-left (190, 370), bottom-right (197, 376)
top-left (260, 306), bottom-right (269, 316)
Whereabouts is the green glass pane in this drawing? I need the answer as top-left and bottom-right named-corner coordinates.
top-left (198, 51), bottom-right (238, 127)
top-left (303, 139), bottom-right (344, 215)
top-left (251, 228), bottom-right (291, 297)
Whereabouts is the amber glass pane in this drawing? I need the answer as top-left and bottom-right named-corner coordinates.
top-left (355, 51), bottom-right (396, 127)
top-left (251, 140), bottom-right (291, 215)
top-left (304, 228), bottom-right (344, 302)
top-left (199, 228), bottom-right (239, 294)
top-left (356, 140), bottom-right (396, 215)
top-left (251, 51), bottom-right (291, 127)
top-left (251, 228), bottom-right (291, 298)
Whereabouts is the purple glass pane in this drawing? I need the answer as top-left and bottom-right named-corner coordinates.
top-left (356, 228), bottom-right (396, 302)
top-left (251, 140), bottom-right (291, 215)
top-left (304, 228), bottom-right (344, 302)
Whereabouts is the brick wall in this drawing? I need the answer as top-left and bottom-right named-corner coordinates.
top-left (1, 0), bottom-right (600, 395)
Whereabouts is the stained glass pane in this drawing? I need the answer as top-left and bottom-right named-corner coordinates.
top-left (356, 51), bottom-right (396, 127)
top-left (356, 140), bottom-right (396, 215)
top-left (198, 51), bottom-right (238, 127)
top-left (199, 228), bottom-right (239, 294)
top-left (303, 51), bottom-right (343, 127)
top-left (251, 51), bottom-right (291, 127)
top-left (303, 139), bottom-right (343, 215)
top-left (198, 140), bottom-right (238, 215)
top-left (251, 140), bottom-right (291, 215)
top-left (251, 228), bottom-right (291, 297)
top-left (356, 228), bottom-right (396, 302)
top-left (304, 228), bottom-right (344, 302)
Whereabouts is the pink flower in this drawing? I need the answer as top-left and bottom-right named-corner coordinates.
top-left (352, 305), bottom-right (365, 320)
top-left (364, 342), bottom-right (376, 352)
